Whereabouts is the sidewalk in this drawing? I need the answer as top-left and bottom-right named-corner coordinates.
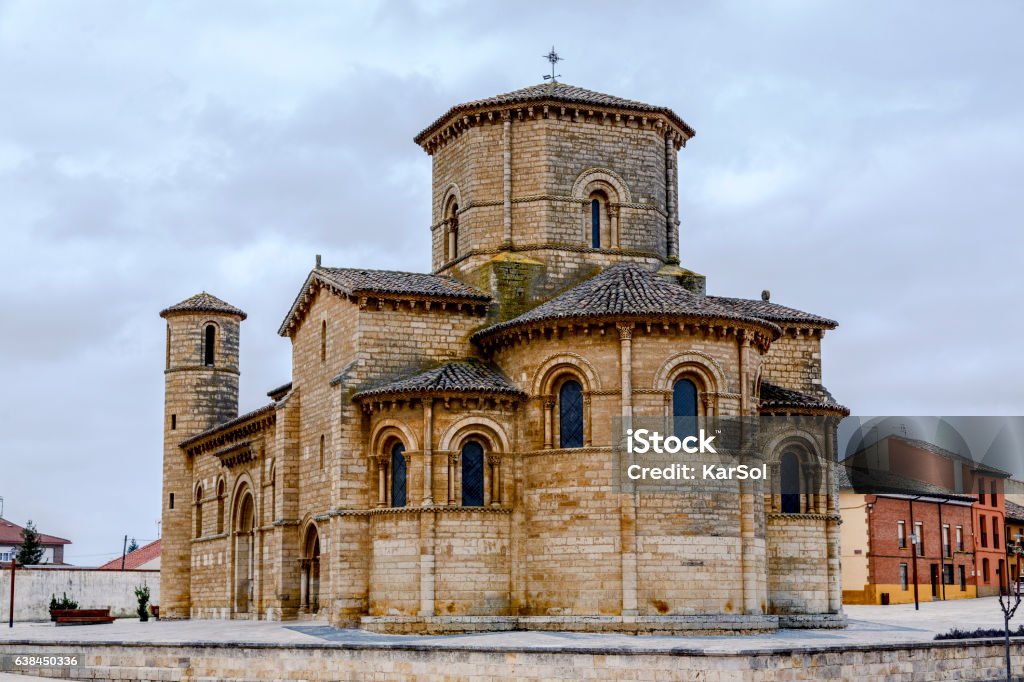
top-left (0, 597), bottom-right (1021, 654)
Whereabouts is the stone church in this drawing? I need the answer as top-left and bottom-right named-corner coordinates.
top-left (160, 82), bottom-right (849, 633)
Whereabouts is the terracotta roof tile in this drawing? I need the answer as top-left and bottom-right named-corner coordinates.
top-left (709, 297), bottom-right (836, 328)
top-left (759, 381), bottom-right (849, 415)
top-left (353, 360), bottom-right (524, 400)
top-left (159, 292), bottom-right (246, 320)
top-left (474, 263), bottom-right (780, 341)
top-left (1006, 499), bottom-right (1024, 523)
top-left (837, 467), bottom-right (976, 502)
top-left (317, 267), bottom-right (490, 301)
top-left (97, 539), bottom-right (160, 570)
top-left (0, 518), bottom-right (71, 546)
top-left (415, 82), bottom-right (695, 145)
top-left (279, 267), bottom-right (490, 337)
top-left (890, 436), bottom-right (1010, 477)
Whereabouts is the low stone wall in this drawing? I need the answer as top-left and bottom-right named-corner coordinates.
top-left (0, 638), bottom-right (1022, 681)
top-left (0, 567), bottom-right (160, 621)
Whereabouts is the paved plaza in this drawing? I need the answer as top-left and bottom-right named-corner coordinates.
top-left (1, 597), bottom-right (1021, 654)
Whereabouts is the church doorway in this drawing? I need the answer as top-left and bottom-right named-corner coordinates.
top-left (300, 524), bottom-right (321, 614)
top-left (232, 490), bottom-right (255, 617)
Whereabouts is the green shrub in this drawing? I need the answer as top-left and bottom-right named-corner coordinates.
top-left (134, 585), bottom-right (150, 622)
top-left (935, 625), bottom-right (1024, 640)
top-left (48, 592), bottom-right (79, 611)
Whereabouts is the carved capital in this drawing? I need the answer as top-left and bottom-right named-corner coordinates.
top-left (616, 322), bottom-right (634, 340)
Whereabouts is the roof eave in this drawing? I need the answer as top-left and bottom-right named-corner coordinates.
top-left (415, 99), bottom-right (695, 151)
top-left (353, 388), bottom-right (526, 402)
top-left (473, 313), bottom-right (781, 345)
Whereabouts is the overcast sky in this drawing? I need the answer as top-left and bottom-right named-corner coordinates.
top-left (1, 1), bottom-right (1021, 565)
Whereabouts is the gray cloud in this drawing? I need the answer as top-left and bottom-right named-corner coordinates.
top-left (0, 0), bottom-right (1021, 563)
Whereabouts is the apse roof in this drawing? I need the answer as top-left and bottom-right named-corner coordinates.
top-left (473, 263), bottom-right (780, 341)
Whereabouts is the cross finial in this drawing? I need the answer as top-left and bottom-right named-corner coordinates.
top-left (542, 46), bottom-right (562, 83)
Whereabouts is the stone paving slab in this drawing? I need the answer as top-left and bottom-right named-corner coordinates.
top-left (0, 597), bottom-right (1021, 654)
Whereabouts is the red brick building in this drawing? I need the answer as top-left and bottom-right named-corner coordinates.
top-left (840, 467), bottom-right (976, 604)
top-left (843, 435), bottom-right (1011, 599)
top-left (882, 437), bottom-right (1008, 597)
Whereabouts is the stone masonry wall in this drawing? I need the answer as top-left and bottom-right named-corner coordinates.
top-left (4, 640), bottom-right (1024, 681)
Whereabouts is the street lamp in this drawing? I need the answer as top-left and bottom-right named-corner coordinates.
top-left (910, 529), bottom-right (920, 611)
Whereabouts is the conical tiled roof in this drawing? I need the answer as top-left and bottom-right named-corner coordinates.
top-left (353, 359), bottom-right (524, 400)
top-left (415, 82), bottom-right (695, 145)
top-left (160, 292), bottom-right (247, 320)
top-left (473, 263), bottom-right (780, 341)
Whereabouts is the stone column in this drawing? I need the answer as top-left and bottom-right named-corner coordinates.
top-left (617, 323), bottom-right (634, 418)
top-left (419, 511), bottom-right (436, 617)
top-left (447, 452), bottom-right (457, 505)
top-left (827, 518), bottom-right (842, 612)
top-left (617, 322), bottom-right (638, 618)
top-left (664, 132), bottom-right (679, 263)
top-left (488, 455), bottom-right (502, 506)
top-left (299, 559), bottom-right (309, 611)
top-left (376, 456), bottom-right (387, 507)
top-left (502, 113), bottom-right (513, 248)
top-left (422, 400), bottom-right (434, 506)
top-left (738, 331), bottom-right (750, 415)
top-left (610, 205), bottom-right (620, 249)
top-left (583, 395), bottom-right (593, 447)
top-left (739, 477), bottom-right (759, 614)
top-left (543, 399), bottom-right (554, 449)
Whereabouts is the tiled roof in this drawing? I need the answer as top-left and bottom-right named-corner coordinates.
top-left (178, 403), bottom-right (277, 449)
top-left (1006, 500), bottom-right (1024, 523)
top-left (353, 360), bottom-right (524, 400)
top-left (159, 292), bottom-right (247, 320)
top-left (0, 518), bottom-right (71, 546)
top-left (759, 381), bottom-right (849, 414)
top-left (266, 382), bottom-right (292, 401)
top-left (279, 267), bottom-right (490, 337)
top-left (709, 297), bottom-right (837, 328)
top-left (837, 467), bottom-right (976, 502)
top-left (473, 264), bottom-right (781, 341)
top-left (891, 436), bottom-right (1010, 478)
top-left (317, 268), bottom-right (490, 301)
top-left (415, 82), bottom-right (695, 145)
top-left (97, 539), bottom-right (160, 570)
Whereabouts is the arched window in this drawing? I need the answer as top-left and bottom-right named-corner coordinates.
top-left (672, 378), bottom-right (698, 437)
top-left (216, 480), bottom-right (225, 534)
top-left (591, 198), bottom-right (601, 248)
top-left (559, 379), bottom-right (584, 449)
top-left (204, 324), bottom-right (216, 366)
top-left (780, 451), bottom-right (802, 514)
top-left (445, 199), bottom-right (459, 261)
top-left (320, 320), bottom-right (327, 363)
top-left (461, 440), bottom-right (485, 507)
top-left (391, 441), bottom-right (407, 507)
top-left (194, 485), bottom-right (204, 538)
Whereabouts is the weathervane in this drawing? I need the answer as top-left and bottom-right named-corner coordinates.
top-left (542, 46), bottom-right (562, 83)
